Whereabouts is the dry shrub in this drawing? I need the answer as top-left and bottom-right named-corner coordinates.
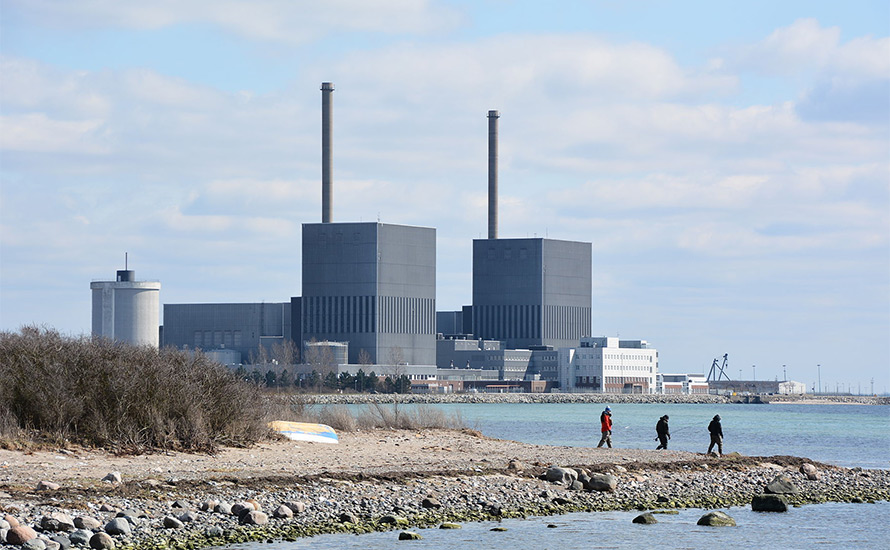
top-left (317, 406), bottom-right (357, 432)
top-left (0, 326), bottom-right (266, 452)
top-left (357, 403), bottom-right (465, 430)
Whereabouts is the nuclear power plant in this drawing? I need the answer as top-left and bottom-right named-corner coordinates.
top-left (129, 82), bottom-right (613, 390)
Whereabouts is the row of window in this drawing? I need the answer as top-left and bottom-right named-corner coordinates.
top-left (194, 330), bottom-right (242, 348)
top-left (302, 295), bottom-right (435, 335)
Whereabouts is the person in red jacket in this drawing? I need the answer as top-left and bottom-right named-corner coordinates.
top-left (597, 406), bottom-right (613, 448)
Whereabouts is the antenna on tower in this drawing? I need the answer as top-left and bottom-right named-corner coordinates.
top-left (125, 252), bottom-right (128, 271)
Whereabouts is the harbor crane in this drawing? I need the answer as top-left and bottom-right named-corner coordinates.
top-left (707, 353), bottom-right (731, 381)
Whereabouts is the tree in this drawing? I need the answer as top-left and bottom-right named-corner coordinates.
top-left (278, 368), bottom-right (293, 389)
top-left (264, 369), bottom-right (277, 388)
top-left (358, 348), bottom-right (373, 367)
top-left (308, 370), bottom-right (322, 391)
top-left (271, 340), bottom-right (299, 367)
top-left (304, 338), bottom-right (336, 377)
top-left (323, 371), bottom-right (339, 391)
top-left (338, 371), bottom-right (354, 392)
top-left (355, 369), bottom-right (366, 393)
top-left (248, 342), bottom-right (270, 366)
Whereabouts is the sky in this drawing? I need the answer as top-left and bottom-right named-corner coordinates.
top-left (1, 0), bottom-right (888, 393)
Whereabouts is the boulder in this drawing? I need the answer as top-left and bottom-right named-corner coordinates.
top-left (439, 523), bottom-right (461, 529)
top-left (0, 520), bottom-right (9, 530)
top-left (584, 473), bottom-right (617, 492)
top-left (0, 529), bottom-right (8, 544)
top-left (36, 481), bottom-right (61, 491)
top-left (544, 467), bottom-right (577, 485)
top-left (69, 530), bottom-right (93, 546)
top-left (49, 534), bottom-right (71, 550)
top-left (338, 513), bottom-right (358, 524)
top-left (205, 526), bottom-right (224, 538)
top-left (568, 480), bottom-right (584, 491)
top-left (199, 501), bottom-right (218, 512)
top-left (7, 525), bottom-right (39, 545)
top-left (22, 538), bottom-right (46, 550)
top-left (238, 511), bottom-right (268, 526)
top-left (764, 475), bottom-right (798, 495)
top-left (177, 511), bottom-right (198, 523)
top-left (245, 499), bottom-right (262, 512)
top-left (380, 515), bottom-right (409, 526)
top-left (632, 513), bottom-right (658, 524)
top-left (171, 500), bottom-right (190, 510)
top-left (752, 494), bottom-right (789, 512)
top-left (272, 505), bottom-right (293, 519)
top-left (421, 497), bottom-right (441, 509)
top-left (88, 533), bottom-right (114, 550)
top-left (213, 502), bottom-right (232, 515)
top-left (398, 531), bottom-right (422, 540)
top-left (507, 460), bottom-right (525, 471)
top-left (101, 473), bottom-right (121, 484)
top-left (696, 511), bottom-right (736, 526)
top-left (162, 517), bottom-right (184, 529)
top-left (103, 518), bottom-right (130, 537)
top-left (97, 505), bottom-right (115, 514)
top-left (42, 513), bottom-right (75, 532)
top-left (230, 502), bottom-right (254, 517)
top-left (490, 527), bottom-right (508, 532)
top-left (74, 517), bottom-right (101, 531)
top-left (5, 515), bottom-right (20, 528)
top-left (800, 463), bottom-right (820, 481)
top-left (283, 502), bottom-right (305, 515)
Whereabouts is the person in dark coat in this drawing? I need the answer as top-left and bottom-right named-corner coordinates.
top-left (655, 415), bottom-right (670, 450)
top-left (597, 406), bottom-right (612, 448)
top-left (707, 414), bottom-right (723, 456)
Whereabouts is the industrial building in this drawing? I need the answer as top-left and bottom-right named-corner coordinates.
top-left (558, 337), bottom-right (658, 393)
top-left (301, 221), bottom-right (436, 366)
top-left (657, 373), bottom-right (709, 394)
top-left (91, 267), bottom-right (160, 348)
top-left (470, 237), bottom-right (591, 350)
top-left (161, 302), bottom-right (293, 364)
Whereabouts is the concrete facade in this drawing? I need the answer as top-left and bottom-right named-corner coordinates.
top-left (436, 336), bottom-right (559, 381)
top-left (301, 222), bottom-right (436, 366)
top-left (161, 302), bottom-right (292, 363)
top-left (558, 337), bottom-right (658, 393)
top-left (657, 373), bottom-right (709, 394)
top-left (471, 237), bottom-right (591, 350)
top-left (91, 270), bottom-right (161, 347)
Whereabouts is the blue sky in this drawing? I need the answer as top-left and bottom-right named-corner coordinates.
top-left (1, 0), bottom-right (888, 392)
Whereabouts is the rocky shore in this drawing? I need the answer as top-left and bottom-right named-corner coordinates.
top-left (302, 393), bottom-right (889, 406)
top-left (1, 430), bottom-right (888, 550)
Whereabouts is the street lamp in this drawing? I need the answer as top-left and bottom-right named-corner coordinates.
top-left (783, 364), bottom-right (786, 381)
top-left (752, 364), bottom-right (756, 381)
top-left (817, 364), bottom-right (821, 394)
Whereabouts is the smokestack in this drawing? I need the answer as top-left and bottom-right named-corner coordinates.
top-left (321, 82), bottom-right (335, 223)
top-left (487, 110), bottom-right (499, 239)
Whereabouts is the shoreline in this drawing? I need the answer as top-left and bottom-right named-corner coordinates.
top-left (300, 393), bottom-right (890, 406)
top-left (2, 430), bottom-right (889, 550)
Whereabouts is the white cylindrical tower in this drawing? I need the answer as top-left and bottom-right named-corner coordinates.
top-left (90, 269), bottom-right (161, 347)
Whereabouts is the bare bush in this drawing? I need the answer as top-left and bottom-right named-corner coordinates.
top-left (0, 326), bottom-right (266, 452)
top-left (317, 406), bottom-right (357, 432)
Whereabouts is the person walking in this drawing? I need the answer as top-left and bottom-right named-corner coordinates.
top-left (655, 415), bottom-right (670, 450)
top-left (597, 406), bottom-right (613, 448)
top-left (707, 414), bottom-right (723, 456)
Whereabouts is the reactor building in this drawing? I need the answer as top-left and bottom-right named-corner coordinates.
top-left (91, 266), bottom-right (161, 347)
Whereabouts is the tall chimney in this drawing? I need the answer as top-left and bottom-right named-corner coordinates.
top-left (487, 110), bottom-right (499, 239)
top-left (321, 82), bottom-right (335, 223)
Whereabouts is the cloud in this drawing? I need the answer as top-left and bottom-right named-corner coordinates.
top-left (7, 0), bottom-right (464, 43)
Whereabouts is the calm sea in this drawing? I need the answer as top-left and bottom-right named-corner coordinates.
top-left (232, 501), bottom-right (890, 550)
top-left (228, 403), bottom-right (889, 550)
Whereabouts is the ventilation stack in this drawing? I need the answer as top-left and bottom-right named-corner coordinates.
top-left (321, 82), bottom-right (335, 223)
top-left (487, 110), bottom-right (499, 240)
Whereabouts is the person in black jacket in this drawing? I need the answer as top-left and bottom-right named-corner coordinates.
top-left (707, 414), bottom-right (723, 457)
top-left (655, 415), bottom-right (670, 450)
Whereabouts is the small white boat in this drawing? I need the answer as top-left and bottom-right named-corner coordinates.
top-left (268, 421), bottom-right (339, 444)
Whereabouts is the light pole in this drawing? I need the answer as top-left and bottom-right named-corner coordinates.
top-left (817, 364), bottom-right (821, 394)
top-left (752, 364), bottom-right (756, 381)
top-left (783, 364), bottom-right (786, 381)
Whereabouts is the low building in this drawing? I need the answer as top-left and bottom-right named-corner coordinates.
top-left (558, 337), bottom-right (658, 393)
top-left (657, 373), bottom-right (709, 394)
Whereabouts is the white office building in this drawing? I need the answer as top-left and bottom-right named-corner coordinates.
top-left (558, 337), bottom-right (658, 393)
top-left (657, 373), bottom-right (709, 394)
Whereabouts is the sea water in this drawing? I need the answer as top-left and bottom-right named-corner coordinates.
top-left (349, 402), bottom-right (890, 468)
top-left (226, 403), bottom-right (889, 550)
top-left (231, 502), bottom-right (890, 550)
